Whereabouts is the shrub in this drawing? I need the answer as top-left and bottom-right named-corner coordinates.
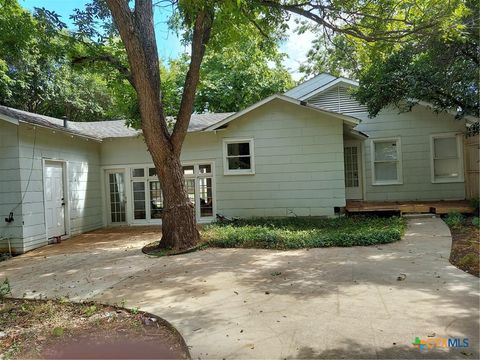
top-left (472, 217), bottom-right (480, 228)
top-left (0, 278), bottom-right (11, 299)
top-left (444, 212), bottom-right (464, 228)
top-left (202, 216), bottom-right (406, 249)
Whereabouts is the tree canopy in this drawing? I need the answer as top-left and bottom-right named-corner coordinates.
top-left (297, 0), bottom-right (477, 117)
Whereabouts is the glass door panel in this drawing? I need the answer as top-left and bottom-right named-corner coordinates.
top-left (199, 177), bottom-right (213, 217)
top-left (149, 180), bottom-right (163, 219)
top-left (107, 171), bottom-right (126, 223)
top-left (133, 181), bottom-right (146, 220)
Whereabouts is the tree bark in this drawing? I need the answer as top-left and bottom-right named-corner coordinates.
top-left (105, 0), bottom-right (212, 250)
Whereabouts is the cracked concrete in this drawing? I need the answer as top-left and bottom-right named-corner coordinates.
top-left (1, 218), bottom-right (479, 359)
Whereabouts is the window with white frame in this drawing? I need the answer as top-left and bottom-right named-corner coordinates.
top-left (430, 134), bottom-right (464, 183)
top-left (371, 138), bottom-right (402, 185)
top-left (223, 139), bottom-right (255, 175)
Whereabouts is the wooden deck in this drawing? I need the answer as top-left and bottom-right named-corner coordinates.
top-left (345, 200), bottom-right (475, 215)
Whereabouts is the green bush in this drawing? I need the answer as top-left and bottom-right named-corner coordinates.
top-left (0, 278), bottom-right (11, 299)
top-left (444, 212), bottom-right (464, 228)
top-left (472, 217), bottom-right (480, 228)
top-left (202, 216), bottom-right (406, 249)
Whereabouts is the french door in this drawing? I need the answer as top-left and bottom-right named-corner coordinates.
top-left (106, 169), bottom-right (127, 224)
top-left (130, 162), bottom-right (215, 223)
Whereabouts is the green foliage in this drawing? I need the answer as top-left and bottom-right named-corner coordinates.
top-left (458, 253), bottom-right (479, 268)
top-left (51, 327), bottom-right (64, 337)
top-left (0, 0), bottom-right (124, 121)
top-left (83, 305), bottom-right (97, 317)
top-left (301, 0), bottom-right (477, 118)
top-left (0, 278), bottom-right (11, 299)
top-left (472, 217), bottom-right (480, 228)
top-left (202, 216), bottom-right (406, 249)
top-left (444, 212), bottom-right (465, 228)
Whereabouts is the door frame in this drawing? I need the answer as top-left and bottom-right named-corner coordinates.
top-left (105, 168), bottom-right (128, 226)
top-left (42, 158), bottom-right (70, 242)
top-left (344, 140), bottom-right (364, 200)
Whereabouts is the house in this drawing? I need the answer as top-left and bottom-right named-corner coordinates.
top-left (0, 73), bottom-right (476, 253)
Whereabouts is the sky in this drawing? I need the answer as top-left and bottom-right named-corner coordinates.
top-left (21, 0), bottom-right (312, 80)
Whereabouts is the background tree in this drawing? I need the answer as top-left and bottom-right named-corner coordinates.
top-left (0, 0), bottom-right (123, 121)
top-left (290, 0), bottom-right (476, 117)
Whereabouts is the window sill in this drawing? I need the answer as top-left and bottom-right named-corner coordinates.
top-left (224, 171), bottom-right (255, 176)
top-left (372, 181), bottom-right (403, 186)
top-left (432, 178), bottom-right (464, 184)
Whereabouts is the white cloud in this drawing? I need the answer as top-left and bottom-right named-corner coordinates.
top-left (280, 16), bottom-right (316, 81)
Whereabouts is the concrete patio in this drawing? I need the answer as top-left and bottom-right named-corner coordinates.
top-left (1, 218), bottom-right (479, 359)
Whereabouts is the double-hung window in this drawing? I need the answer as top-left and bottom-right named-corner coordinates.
top-left (371, 138), bottom-right (403, 185)
top-left (430, 133), bottom-right (464, 183)
top-left (223, 139), bottom-right (255, 175)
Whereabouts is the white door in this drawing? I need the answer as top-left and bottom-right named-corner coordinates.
top-left (344, 141), bottom-right (363, 200)
top-left (44, 161), bottom-right (66, 238)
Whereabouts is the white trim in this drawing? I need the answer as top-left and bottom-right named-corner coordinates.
top-left (101, 161), bottom-right (217, 224)
top-left (0, 113), bottom-right (20, 125)
top-left (204, 94), bottom-right (359, 131)
top-left (42, 158), bottom-right (70, 242)
top-left (105, 168), bottom-right (128, 226)
top-left (429, 133), bottom-right (465, 184)
top-left (223, 138), bottom-right (255, 175)
top-left (298, 78), bottom-right (359, 101)
top-left (370, 137), bottom-right (403, 185)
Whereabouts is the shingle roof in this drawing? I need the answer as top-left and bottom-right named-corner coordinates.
top-left (284, 73), bottom-right (337, 99)
top-left (0, 105), bottom-right (234, 140)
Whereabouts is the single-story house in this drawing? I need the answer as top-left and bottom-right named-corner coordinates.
top-left (0, 73), bottom-right (477, 253)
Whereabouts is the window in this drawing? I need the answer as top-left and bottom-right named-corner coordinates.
top-left (430, 134), bottom-right (464, 183)
top-left (371, 138), bottom-right (402, 185)
top-left (183, 162), bottom-right (215, 220)
top-left (223, 139), bottom-right (255, 175)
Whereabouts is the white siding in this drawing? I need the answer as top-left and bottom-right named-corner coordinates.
top-left (355, 105), bottom-right (467, 201)
top-left (101, 99), bottom-right (346, 218)
top-left (307, 85), bottom-right (367, 114)
top-left (18, 125), bottom-right (103, 252)
top-left (0, 122), bottom-right (23, 253)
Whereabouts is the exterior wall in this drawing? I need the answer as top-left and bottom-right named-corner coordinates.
top-left (18, 124), bottom-right (103, 252)
top-left (355, 105), bottom-right (467, 201)
top-left (0, 121), bottom-right (23, 253)
top-left (101, 99), bottom-right (346, 218)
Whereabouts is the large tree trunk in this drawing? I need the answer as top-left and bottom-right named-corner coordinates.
top-left (105, 0), bottom-right (212, 250)
top-left (155, 154), bottom-right (199, 250)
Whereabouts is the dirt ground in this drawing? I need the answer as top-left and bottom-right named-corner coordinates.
top-left (0, 299), bottom-right (190, 359)
top-left (449, 218), bottom-right (480, 277)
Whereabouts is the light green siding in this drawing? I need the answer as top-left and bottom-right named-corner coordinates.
top-left (18, 125), bottom-right (103, 252)
top-left (355, 105), bottom-right (467, 201)
top-left (101, 99), bottom-right (347, 217)
top-left (0, 121), bottom-right (23, 253)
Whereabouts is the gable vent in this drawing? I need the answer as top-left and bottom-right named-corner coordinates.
top-left (307, 85), bottom-right (367, 114)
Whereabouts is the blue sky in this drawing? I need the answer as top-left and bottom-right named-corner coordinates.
top-left (20, 0), bottom-right (312, 80)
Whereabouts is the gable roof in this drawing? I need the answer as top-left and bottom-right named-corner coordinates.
top-left (0, 105), bottom-right (234, 140)
top-left (204, 94), bottom-right (360, 131)
top-left (286, 75), bottom-right (359, 101)
top-left (284, 73), bottom-right (337, 99)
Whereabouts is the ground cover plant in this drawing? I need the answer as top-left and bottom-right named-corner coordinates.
top-left (444, 211), bottom-right (480, 277)
top-left (201, 216), bottom-right (406, 250)
top-left (0, 298), bottom-right (190, 359)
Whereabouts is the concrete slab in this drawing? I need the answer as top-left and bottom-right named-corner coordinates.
top-left (0, 218), bottom-right (478, 359)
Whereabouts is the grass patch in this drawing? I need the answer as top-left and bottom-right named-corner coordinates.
top-left (201, 216), bottom-right (406, 249)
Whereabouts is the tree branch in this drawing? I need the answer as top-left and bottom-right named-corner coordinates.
top-left (72, 54), bottom-right (134, 85)
top-left (170, 10), bottom-right (214, 154)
